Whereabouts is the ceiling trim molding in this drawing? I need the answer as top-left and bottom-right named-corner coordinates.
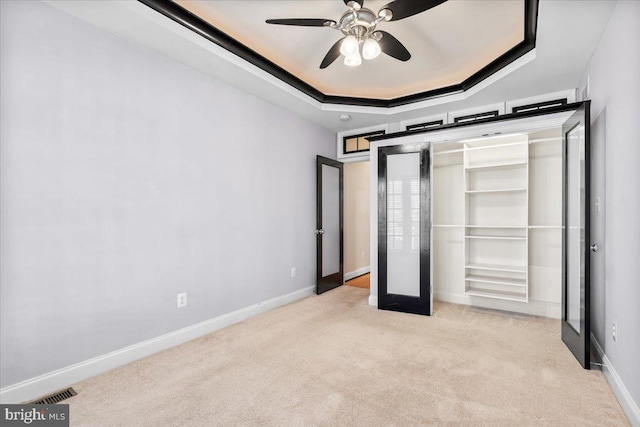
top-left (138, 0), bottom-right (539, 108)
top-left (368, 101), bottom-right (588, 142)
top-left (321, 49), bottom-right (536, 115)
top-left (137, 0), bottom-right (326, 100)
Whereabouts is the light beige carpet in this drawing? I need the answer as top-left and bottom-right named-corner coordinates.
top-left (66, 286), bottom-right (628, 426)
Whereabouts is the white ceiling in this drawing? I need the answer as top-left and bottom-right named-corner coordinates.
top-left (45, 0), bottom-right (616, 132)
top-left (175, 0), bottom-right (524, 99)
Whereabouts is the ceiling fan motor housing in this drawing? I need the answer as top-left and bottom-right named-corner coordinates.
top-left (338, 8), bottom-right (379, 38)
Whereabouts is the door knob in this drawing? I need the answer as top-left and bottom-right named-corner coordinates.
top-left (315, 229), bottom-right (325, 235)
top-left (590, 243), bottom-right (599, 253)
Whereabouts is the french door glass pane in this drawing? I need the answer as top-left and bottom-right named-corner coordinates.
top-left (566, 124), bottom-right (585, 332)
top-left (386, 153), bottom-right (420, 297)
top-left (322, 164), bottom-right (340, 277)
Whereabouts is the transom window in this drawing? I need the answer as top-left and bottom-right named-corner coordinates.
top-left (512, 98), bottom-right (568, 113)
top-left (343, 130), bottom-right (385, 154)
top-left (453, 110), bottom-right (499, 123)
top-left (406, 120), bottom-right (444, 132)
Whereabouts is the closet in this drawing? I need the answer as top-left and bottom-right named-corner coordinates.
top-left (432, 127), bottom-right (563, 317)
top-left (370, 101), bottom-right (592, 367)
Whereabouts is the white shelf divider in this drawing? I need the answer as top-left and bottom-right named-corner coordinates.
top-left (463, 134), bottom-right (530, 303)
top-left (465, 289), bottom-right (527, 302)
top-left (465, 188), bottom-right (527, 194)
top-left (465, 275), bottom-right (526, 288)
top-left (465, 236), bottom-right (526, 241)
top-left (465, 160), bottom-right (527, 171)
top-left (465, 264), bottom-right (526, 273)
top-left (465, 225), bottom-right (526, 228)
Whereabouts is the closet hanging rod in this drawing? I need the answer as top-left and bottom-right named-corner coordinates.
top-left (433, 148), bottom-right (464, 155)
top-left (463, 141), bottom-right (528, 151)
top-left (529, 137), bottom-right (562, 144)
top-left (429, 123), bottom-right (564, 147)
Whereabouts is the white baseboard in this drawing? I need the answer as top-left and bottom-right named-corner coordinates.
top-left (591, 334), bottom-right (640, 427)
top-left (344, 266), bottom-right (370, 282)
top-left (368, 292), bottom-right (556, 316)
top-left (0, 285), bottom-right (315, 404)
top-left (434, 291), bottom-right (561, 319)
top-left (368, 295), bottom-right (378, 307)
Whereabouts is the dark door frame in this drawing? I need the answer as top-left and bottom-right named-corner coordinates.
top-left (377, 143), bottom-right (431, 315)
top-left (561, 102), bottom-right (591, 369)
top-left (370, 101), bottom-right (593, 368)
top-left (316, 156), bottom-right (344, 295)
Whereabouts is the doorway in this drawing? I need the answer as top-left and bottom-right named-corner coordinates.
top-left (316, 156), bottom-right (373, 295)
top-left (344, 160), bottom-right (371, 290)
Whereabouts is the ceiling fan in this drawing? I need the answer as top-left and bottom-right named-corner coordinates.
top-left (266, 0), bottom-right (448, 69)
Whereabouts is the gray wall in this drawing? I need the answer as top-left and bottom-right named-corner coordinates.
top-left (580, 0), bottom-right (640, 406)
top-left (0, 0), bottom-right (334, 387)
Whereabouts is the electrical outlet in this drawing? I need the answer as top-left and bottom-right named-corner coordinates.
top-left (361, 251), bottom-right (365, 259)
top-left (612, 323), bottom-right (617, 342)
top-left (177, 292), bottom-right (187, 308)
top-left (291, 267), bottom-right (296, 278)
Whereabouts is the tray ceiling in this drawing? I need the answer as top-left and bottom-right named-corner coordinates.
top-left (146, 0), bottom-right (535, 106)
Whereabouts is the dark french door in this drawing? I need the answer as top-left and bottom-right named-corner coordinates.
top-left (365, 102), bottom-right (592, 366)
top-left (561, 101), bottom-right (591, 368)
top-left (316, 156), bottom-right (344, 294)
top-left (378, 143), bottom-right (431, 315)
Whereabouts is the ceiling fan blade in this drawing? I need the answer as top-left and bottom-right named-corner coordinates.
top-left (320, 37), bottom-right (346, 69)
top-left (379, 0), bottom-right (447, 21)
top-left (343, 0), bottom-right (364, 10)
top-left (266, 18), bottom-right (336, 27)
top-left (375, 31), bottom-right (411, 61)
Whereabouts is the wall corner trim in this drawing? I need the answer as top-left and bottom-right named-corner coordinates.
top-left (591, 334), bottom-right (640, 427)
top-left (368, 295), bottom-right (378, 307)
top-left (0, 285), bottom-right (315, 404)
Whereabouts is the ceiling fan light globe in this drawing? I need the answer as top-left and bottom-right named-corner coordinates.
top-left (362, 38), bottom-right (381, 60)
top-left (340, 35), bottom-right (359, 56)
top-left (344, 52), bottom-right (362, 67)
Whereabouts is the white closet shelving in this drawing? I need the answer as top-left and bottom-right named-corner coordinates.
top-left (430, 125), bottom-right (563, 317)
top-left (432, 143), bottom-right (465, 302)
top-left (462, 135), bottom-right (529, 302)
